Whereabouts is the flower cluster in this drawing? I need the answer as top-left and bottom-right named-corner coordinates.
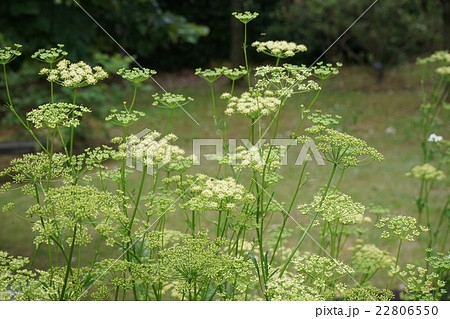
top-left (222, 66), bottom-right (247, 80)
top-left (308, 110), bottom-right (341, 127)
top-left (29, 185), bottom-right (128, 247)
top-left (39, 59), bottom-right (108, 88)
top-left (232, 11), bottom-right (259, 24)
top-left (0, 152), bottom-right (68, 185)
top-left (123, 131), bottom-right (194, 173)
top-left (311, 62), bottom-right (342, 80)
top-left (232, 144), bottom-right (285, 174)
top-left (152, 92), bottom-right (194, 109)
top-left (1, 202), bottom-right (14, 213)
top-left (266, 274), bottom-right (321, 301)
top-left (252, 40), bottom-right (307, 59)
top-left (425, 250), bottom-right (450, 273)
top-left (142, 229), bottom-right (183, 251)
top-left (0, 251), bottom-right (43, 301)
top-left (92, 259), bottom-right (159, 298)
top-left (117, 67), bottom-right (156, 84)
top-left (366, 204), bottom-right (390, 219)
top-left (268, 254), bottom-right (353, 301)
top-left (406, 163), bottom-right (445, 181)
top-left (27, 102), bottom-right (91, 129)
top-left (294, 254), bottom-right (353, 291)
top-left (158, 233), bottom-right (254, 300)
top-left (222, 90), bottom-right (281, 119)
top-left (106, 109), bottom-right (145, 127)
top-left (399, 264), bottom-right (447, 301)
top-left (428, 133), bottom-right (443, 142)
top-left (77, 145), bottom-right (118, 171)
top-left (417, 51), bottom-right (450, 76)
top-left (376, 215), bottom-right (428, 242)
top-left (145, 189), bottom-right (178, 217)
top-left (0, 44), bottom-right (22, 65)
top-left (299, 192), bottom-right (367, 226)
top-left (31, 44), bottom-right (68, 64)
top-left (187, 174), bottom-right (254, 213)
top-left (254, 64), bottom-right (320, 97)
top-left (0, 253), bottom-right (112, 301)
top-left (417, 51), bottom-right (450, 65)
top-left (300, 126), bottom-right (384, 167)
top-left (195, 67), bottom-right (223, 83)
top-left (350, 244), bottom-right (395, 275)
top-left (436, 66), bottom-right (450, 75)
top-left (342, 287), bottom-right (394, 301)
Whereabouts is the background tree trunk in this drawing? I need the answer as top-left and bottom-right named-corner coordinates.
top-left (230, 0), bottom-right (244, 67)
top-left (441, 0), bottom-right (450, 50)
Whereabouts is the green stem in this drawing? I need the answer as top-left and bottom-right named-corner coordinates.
top-left (2, 64), bottom-right (49, 154)
top-left (270, 161), bottom-right (308, 264)
top-left (279, 163), bottom-right (337, 277)
top-left (60, 224), bottom-right (78, 300)
top-left (69, 88), bottom-right (77, 158)
top-left (243, 23), bottom-right (251, 89)
top-left (210, 82), bottom-right (222, 138)
top-left (2, 63), bottom-right (13, 106)
top-left (165, 109), bottom-right (173, 134)
top-left (275, 57), bottom-right (280, 67)
top-left (129, 83), bottom-right (138, 111)
top-left (388, 239), bottom-right (402, 291)
top-left (129, 167), bottom-right (147, 230)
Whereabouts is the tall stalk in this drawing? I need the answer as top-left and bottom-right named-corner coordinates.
top-left (279, 163), bottom-right (338, 277)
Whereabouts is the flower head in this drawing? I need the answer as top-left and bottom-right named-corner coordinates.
top-left (123, 131), bottom-right (195, 173)
top-left (158, 232), bottom-right (255, 299)
top-left (187, 174), bottom-right (254, 213)
top-left (29, 185), bottom-right (127, 247)
top-left (232, 11), bottom-right (259, 24)
top-left (0, 44), bottom-right (22, 65)
top-left (152, 92), bottom-right (193, 109)
top-left (299, 192), bottom-right (366, 226)
top-left (350, 244), bottom-right (395, 275)
top-left (39, 59), bottom-right (108, 88)
top-left (222, 89), bottom-right (280, 119)
top-left (231, 144), bottom-right (285, 174)
top-left (195, 67), bottom-right (223, 83)
top-left (31, 44), bottom-right (68, 64)
top-left (268, 253), bottom-right (353, 301)
top-left (106, 109), bottom-right (145, 127)
top-left (301, 126), bottom-right (383, 167)
top-left (436, 66), bottom-right (450, 75)
top-left (222, 66), bottom-right (247, 81)
top-left (417, 51), bottom-right (450, 65)
top-left (311, 61), bottom-right (342, 80)
top-left (117, 67), bottom-right (156, 84)
top-left (254, 64), bottom-right (320, 97)
top-left (406, 163), bottom-right (445, 181)
top-left (399, 264), bottom-right (446, 301)
top-left (376, 215), bottom-right (428, 241)
top-left (308, 110), bottom-right (341, 127)
top-left (252, 40), bottom-right (307, 59)
top-left (427, 133), bottom-right (443, 142)
top-left (27, 102), bottom-right (91, 129)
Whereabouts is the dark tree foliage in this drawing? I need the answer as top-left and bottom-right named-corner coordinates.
top-left (0, 0), bottom-right (208, 65)
top-left (0, 0), bottom-right (446, 69)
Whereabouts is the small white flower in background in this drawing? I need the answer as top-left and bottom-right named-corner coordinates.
top-left (427, 133), bottom-right (443, 142)
top-left (385, 126), bottom-right (396, 135)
